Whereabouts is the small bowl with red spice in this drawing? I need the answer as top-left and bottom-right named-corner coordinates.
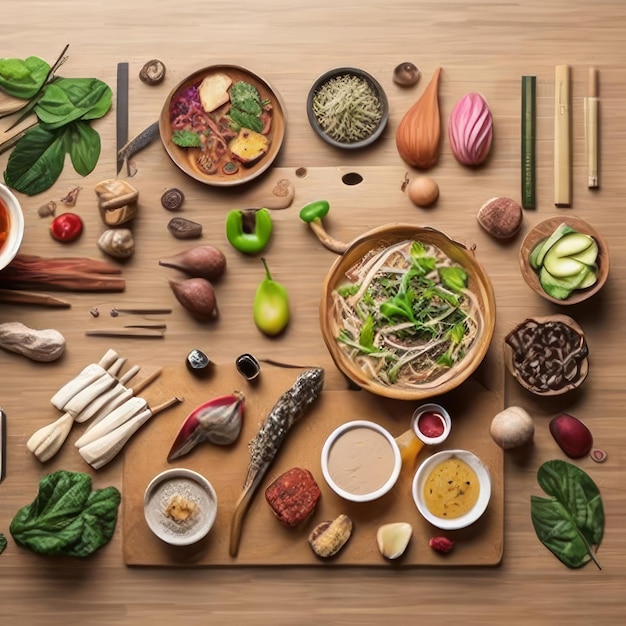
top-left (411, 403), bottom-right (451, 446)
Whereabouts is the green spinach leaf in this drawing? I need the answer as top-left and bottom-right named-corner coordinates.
top-left (3, 124), bottom-right (66, 194)
top-left (67, 121), bottom-right (101, 176)
top-left (0, 532), bottom-right (7, 554)
top-left (0, 56), bottom-right (50, 99)
top-left (9, 470), bottom-right (121, 557)
top-left (35, 78), bottom-right (111, 129)
top-left (172, 129), bottom-right (202, 148)
top-left (530, 459), bottom-right (604, 569)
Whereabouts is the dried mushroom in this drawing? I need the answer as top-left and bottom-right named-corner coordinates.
top-left (139, 59), bottom-right (166, 85)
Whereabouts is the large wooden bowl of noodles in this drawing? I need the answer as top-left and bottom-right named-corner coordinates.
top-left (320, 224), bottom-right (496, 401)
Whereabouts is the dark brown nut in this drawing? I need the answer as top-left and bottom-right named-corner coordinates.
top-left (161, 188), bottom-right (185, 211)
top-left (139, 59), bottom-right (166, 85)
top-left (308, 514), bottom-right (353, 558)
top-left (265, 467), bottom-right (321, 527)
top-left (477, 196), bottom-right (523, 239)
top-left (167, 217), bottom-right (203, 239)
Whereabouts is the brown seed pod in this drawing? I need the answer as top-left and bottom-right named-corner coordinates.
top-left (169, 278), bottom-right (218, 320)
top-left (139, 59), bottom-right (166, 85)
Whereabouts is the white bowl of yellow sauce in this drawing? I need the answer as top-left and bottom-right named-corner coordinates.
top-left (412, 449), bottom-right (491, 530)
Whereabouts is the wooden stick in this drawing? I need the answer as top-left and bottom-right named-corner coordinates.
top-left (585, 67), bottom-right (599, 189)
top-left (521, 76), bottom-right (536, 209)
top-left (0, 288), bottom-right (72, 307)
top-left (554, 65), bottom-right (572, 207)
top-left (84, 329), bottom-right (165, 338)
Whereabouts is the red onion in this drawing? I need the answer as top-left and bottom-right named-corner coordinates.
top-left (448, 93), bottom-right (493, 166)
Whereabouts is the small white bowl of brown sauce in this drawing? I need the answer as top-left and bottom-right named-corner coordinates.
top-left (412, 449), bottom-right (491, 530)
top-left (321, 420), bottom-right (402, 503)
top-left (0, 184), bottom-right (24, 271)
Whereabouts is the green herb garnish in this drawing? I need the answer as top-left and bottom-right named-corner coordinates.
top-left (172, 129), bottom-right (203, 148)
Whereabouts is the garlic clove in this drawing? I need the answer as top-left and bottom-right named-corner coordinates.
top-left (376, 522), bottom-right (413, 560)
top-left (97, 228), bottom-right (135, 259)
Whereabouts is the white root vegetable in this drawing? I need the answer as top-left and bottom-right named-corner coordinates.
top-left (490, 406), bottom-right (535, 449)
top-left (26, 413), bottom-right (74, 462)
top-left (74, 395), bottom-right (147, 448)
top-left (62, 371), bottom-right (118, 417)
top-left (0, 322), bottom-right (66, 362)
top-left (78, 396), bottom-right (182, 469)
top-left (50, 349), bottom-right (119, 409)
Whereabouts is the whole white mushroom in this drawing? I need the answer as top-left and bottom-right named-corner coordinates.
top-left (490, 406), bottom-right (535, 449)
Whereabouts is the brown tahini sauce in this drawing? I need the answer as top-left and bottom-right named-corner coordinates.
top-left (327, 426), bottom-right (396, 495)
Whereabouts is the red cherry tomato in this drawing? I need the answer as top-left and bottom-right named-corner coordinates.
top-left (50, 212), bottom-right (83, 243)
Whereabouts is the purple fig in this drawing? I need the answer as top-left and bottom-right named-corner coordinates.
top-left (549, 413), bottom-right (593, 459)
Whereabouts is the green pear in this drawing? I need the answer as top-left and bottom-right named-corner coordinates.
top-left (253, 258), bottom-right (290, 336)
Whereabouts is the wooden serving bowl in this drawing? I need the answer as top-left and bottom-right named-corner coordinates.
top-left (159, 64), bottom-right (286, 187)
top-left (320, 224), bottom-right (496, 401)
top-left (519, 216), bottom-right (609, 305)
top-left (504, 314), bottom-right (589, 396)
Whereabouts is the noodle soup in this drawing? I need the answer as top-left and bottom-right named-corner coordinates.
top-left (329, 239), bottom-right (484, 391)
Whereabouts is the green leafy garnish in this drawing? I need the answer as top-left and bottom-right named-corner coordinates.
top-left (531, 460), bottom-right (604, 569)
top-left (0, 533), bottom-right (7, 554)
top-left (228, 80), bottom-right (266, 133)
top-left (172, 129), bottom-right (202, 148)
top-left (1, 49), bottom-right (111, 196)
top-left (10, 470), bottom-right (121, 557)
top-left (438, 266), bottom-right (468, 292)
top-left (0, 56), bottom-right (50, 99)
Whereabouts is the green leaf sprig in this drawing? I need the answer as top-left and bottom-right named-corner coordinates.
top-left (0, 46), bottom-right (112, 195)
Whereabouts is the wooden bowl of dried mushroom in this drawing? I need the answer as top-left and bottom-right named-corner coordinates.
top-left (159, 65), bottom-right (286, 187)
top-left (504, 314), bottom-right (589, 396)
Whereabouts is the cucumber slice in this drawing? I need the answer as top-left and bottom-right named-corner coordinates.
top-left (548, 232), bottom-right (595, 259)
top-left (578, 269), bottom-right (598, 289)
top-left (543, 251), bottom-right (586, 278)
top-left (539, 266), bottom-right (593, 299)
top-left (533, 223), bottom-right (577, 267)
top-left (571, 238), bottom-right (598, 266)
top-left (529, 238), bottom-right (547, 270)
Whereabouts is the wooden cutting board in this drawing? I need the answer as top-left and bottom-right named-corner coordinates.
top-left (122, 362), bottom-right (504, 566)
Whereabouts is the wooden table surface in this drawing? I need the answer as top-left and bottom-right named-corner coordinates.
top-left (2, 1), bottom-right (626, 624)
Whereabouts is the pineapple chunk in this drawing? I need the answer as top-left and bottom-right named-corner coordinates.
top-left (230, 128), bottom-right (270, 164)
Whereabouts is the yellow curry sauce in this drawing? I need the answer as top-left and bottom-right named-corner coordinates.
top-left (423, 456), bottom-right (479, 519)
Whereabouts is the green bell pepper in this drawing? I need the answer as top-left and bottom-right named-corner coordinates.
top-left (225, 208), bottom-right (273, 255)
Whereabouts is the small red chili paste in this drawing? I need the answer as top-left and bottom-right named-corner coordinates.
top-left (417, 411), bottom-right (445, 438)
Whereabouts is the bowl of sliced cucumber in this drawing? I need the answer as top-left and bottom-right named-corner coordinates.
top-left (520, 216), bottom-right (609, 305)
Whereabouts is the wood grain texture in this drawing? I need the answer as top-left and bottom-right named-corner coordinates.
top-left (1, 1), bottom-right (626, 624)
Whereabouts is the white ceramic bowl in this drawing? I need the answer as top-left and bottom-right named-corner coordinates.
top-left (144, 468), bottom-right (218, 546)
top-left (411, 403), bottom-right (451, 446)
top-left (321, 420), bottom-right (402, 503)
top-left (412, 449), bottom-right (491, 530)
top-left (0, 184), bottom-right (24, 271)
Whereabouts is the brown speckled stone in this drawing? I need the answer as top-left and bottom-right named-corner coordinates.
top-left (477, 197), bottom-right (523, 239)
